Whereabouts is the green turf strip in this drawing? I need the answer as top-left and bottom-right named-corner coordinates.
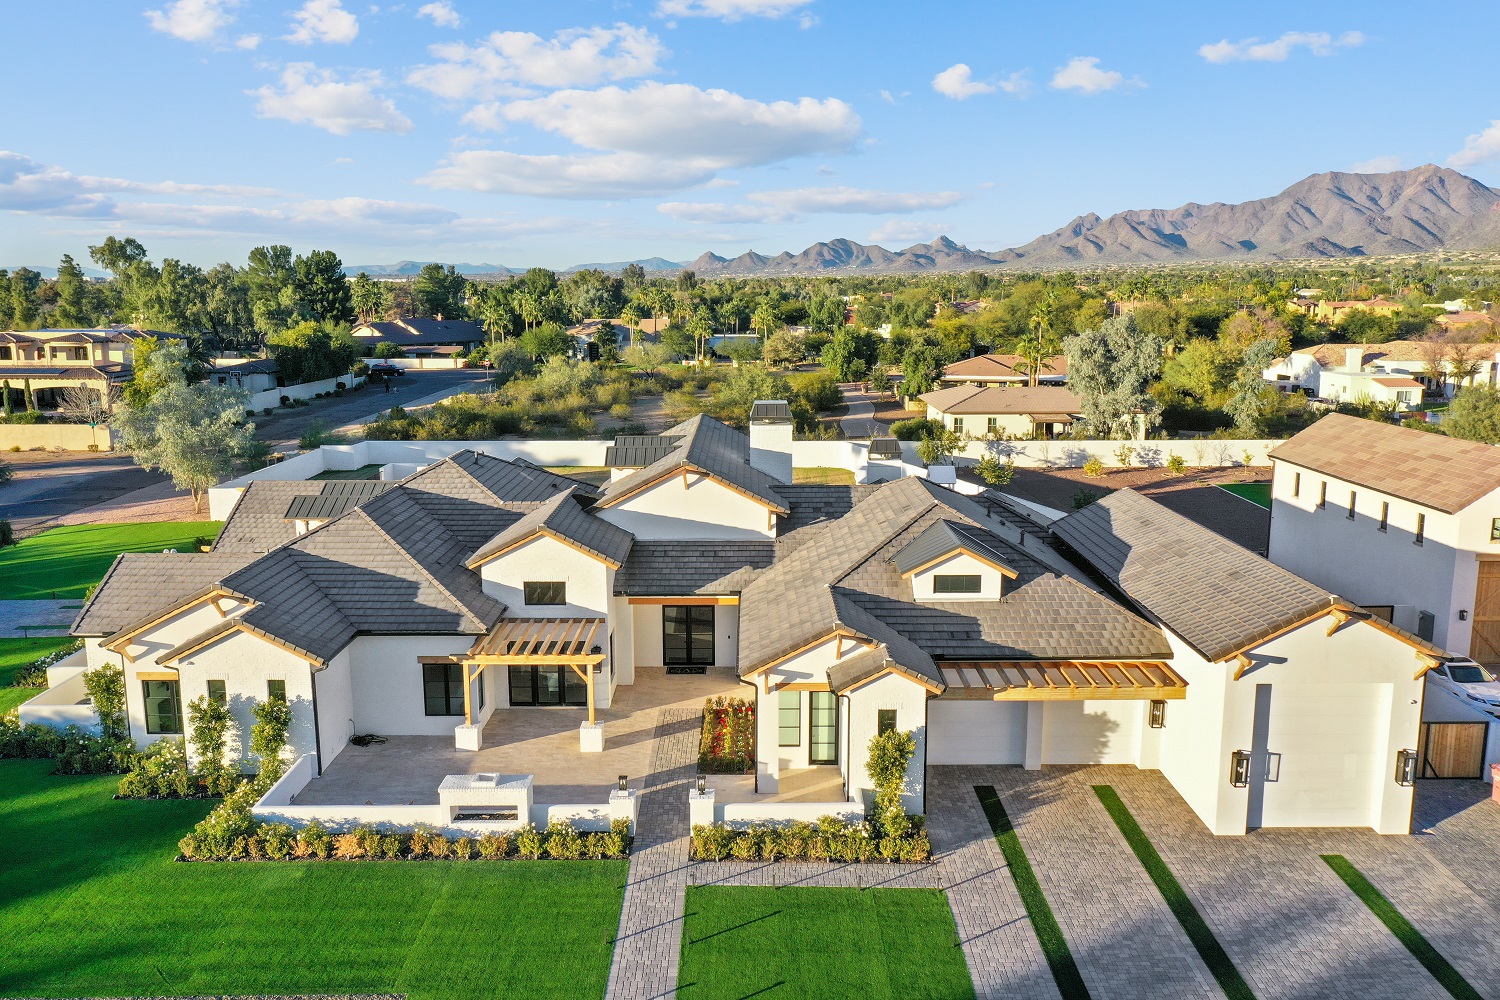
top-left (679, 885), bottom-right (974, 999)
top-left (973, 786), bottom-right (1090, 1000)
top-left (0, 522), bottom-right (223, 600)
top-left (1217, 483), bottom-right (1272, 509)
top-left (0, 760), bottom-right (625, 999)
top-left (1321, 855), bottom-right (1482, 1000)
top-left (1092, 785), bottom-right (1255, 1000)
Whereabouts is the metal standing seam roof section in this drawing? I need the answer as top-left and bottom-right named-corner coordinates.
top-left (890, 519), bottom-right (1018, 576)
top-left (604, 435), bottom-right (682, 467)
top-left (283, 481), bottom-right (397, 520)
top-left (938, 660), bottom-right (1187, 700)
top-left (868, 437), bottom-right (904, 459)
top-left (467, 617), bottom-right (606, 659)
top-left (749, 400), bottom-right (793, 421)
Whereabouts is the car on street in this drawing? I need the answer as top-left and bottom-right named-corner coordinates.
top-left (1426, 659), bottom-right (1500, 715)
top-left (368, 363), bottom-right (405, 377)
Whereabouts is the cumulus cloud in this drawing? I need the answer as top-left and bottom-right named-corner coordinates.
top-left (235, 33), bottom-right (261, 49)
top-left (144, 0), bottom-right (239, 44)
top-left (422, 150), bottom-right (718, 199)
top-left (1449, 121), bottom-right (1500, 169)
top-left (1198, 30), bottom-right (1364, 63)
top-left (249, 64), bottom-right (412, 135)
top-left (0, 150), bottom-right (274, 218)
top-left (931, 63), bottom-right (1028, 100)
top-left (406, 24), bottom-right (665, 99)
top-left (417, 2), bottom-right (461, 28)
top-left (284, 0), bottom-right (360, 45)
top-left (1351, 155), bottom-right (1403, 173)
top-left (655, 0), bottom-right (813, 21)
top-left (1050, 56), bottom-right (1139, 94)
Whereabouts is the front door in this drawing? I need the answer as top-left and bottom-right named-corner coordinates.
top-left (1472, 560), bottom-right (1500, 666)
top-left (809, 691), bottom-right (837, 764)
top-left (664, 605), bottom-right (715, 673)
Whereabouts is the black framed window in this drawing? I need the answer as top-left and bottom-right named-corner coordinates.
top-left (267, 679), bottom-right (287, 703)
top-left (523, 581), bottom-right (566, 606)
top-left (423, 662), bottom-right (465, 716)
top-left (933, 574), bottom-right (981, 594)
top-left (778, 690), bottom-right (800, 746)
top-left (477, 670), bottom-right (485, 710)
top-left (664, 605), bottom-right (715, 666)
top-left (507, 665), bottom-right (587, 706)
top-left (142, 680), bottom-right (183, 735)
top-left (877, 709), bottom-right (897, 734)
top-left (206, 679), bottom-right (226, 706)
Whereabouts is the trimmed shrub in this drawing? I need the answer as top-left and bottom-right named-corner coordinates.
top-left (297, 822), bottom-right (332, 860)
top-left (453, 836), bottom-right (475, 860)
top-left (515, 824), bottom-right (544, 860)
top-left (1166, 453), bottom-right (1187, 475)
top-left (427, 834), bottom-right (452, 859)
top-left (689, 817), bottom-right (927, 864)
top-left (261, 822), bottom-right (296, 860)
top-left (478, 831), bottom-right (512, 859)
top-left (544, 821), bottom-right (583, 860)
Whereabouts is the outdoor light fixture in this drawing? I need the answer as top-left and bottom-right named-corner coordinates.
top-left (1230, 750), bottom-right (1252, 787)
top-left (1148, 700), bottom-right (1167, 729)
top-left (618, 774), bottom-right (628, 792)
top-left (696, 775), bottom-right (707, 795)
top-left (591, 645), bottom-right (603, 654)
top-left (1395, 749), bottom-right (1418, 786)
top-left (1459, 610), bottom-right (1469, 622)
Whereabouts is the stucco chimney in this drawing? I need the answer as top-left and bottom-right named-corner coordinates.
top-left (748, 400), bottom-right (793, 484)
top-left (1344, 347), bottom-right (1364, 373)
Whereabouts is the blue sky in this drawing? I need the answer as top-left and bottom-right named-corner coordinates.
top-left (4, 0), bottom-right (1500, 270)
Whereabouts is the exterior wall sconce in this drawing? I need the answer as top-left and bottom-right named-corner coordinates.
top-left (1395, 749), bottom-right (1418, 786)
top-left (1149, 700), bottom-right (1167, 729)
top-left (618, 774), bottom-right (629, 792)
top-left (1458, 610), bottom-right (1469, 622)
top-left (1230, 750), bottom-right (1252, 787)
top-left (696, 775), bottom-right (707, 795)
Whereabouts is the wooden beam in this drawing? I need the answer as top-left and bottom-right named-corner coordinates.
top-left (1232, 653), bottom-right (1253, 681)
top-left (626, 596), bottom-right (738, 606)
top-left (778, 682), bottom-right (831, 692)
top-left (1414, 652), bottom-right (1444, 680)
top-left (586, 665), bottom-right (596, 726)
top-left (465, 654), bottom-right (607, 666)
top-left (463, 662), bottom-right (473, 727)
top-left (135, 670), bottom-right (178, 681)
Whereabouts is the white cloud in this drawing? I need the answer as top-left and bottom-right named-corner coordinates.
top-left (654, 0), bottom-right (813, 22)
top-left (1050, 56), bottom-right (1139, 94)
top-left (423, 150), bottom-right (718, 199)
top-left (1351, 155), bottom-right (1403, 173)
top-left (144, 0), bottom-right (239, 44)
top-left (657, 201), bottom-right (785, 224)
top-left (284, 0), bottom-right (360, 45)
top-left (868, 220), bottom-right (948, 245)
top-left (406, 24), bottom-right (665, 99)
top-left (749, 186), bottom-right (963, 214)
top-left (1198, 30), bottom-right (1364, 63)
top-left (417, 2), bottom-right (461, 28)
top-left (932, 64), bottom-right (1028, 100)
top-left (1449, 121), bottom-right (1500, 169)
top-left (0, 150), bottom-right (274, 218)
top-left (249, 64), bottom-right (412, 135)
top-left (235, 33), bottom-right (261, 49)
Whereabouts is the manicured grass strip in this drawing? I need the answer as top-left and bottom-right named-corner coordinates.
top-left (0, 637), bottom-right (78, 687)
top-left (792, 466), bottom-right (857, 485)
top-left (1217, 483), bottom-right (1272, 509)
top-left (679, 885), bottom-right (973, 999)
top-left (974, 785), bottom-right (1090, 1000)
top-left (1092, 785), bottom-right (1255, 1000)
top-left (0, 522), bottom-right (223, 600)
top-left (1321, 855), bottom-right (1482, 1000)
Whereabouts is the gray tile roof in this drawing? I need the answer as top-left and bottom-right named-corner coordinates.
top-left (600, 414), bottom-right (790, 513)
top-left (890, 519), bottom-right (1017, 576)
top-left (1268, 412), bottom-right (1500, 514)
top-left (868, 437), bottom-right (903, 460)
top-left (448, 450), bottom-right (602, 502)
top-left (614, 541), bottom-right (776, 595)
top-left (71, 552), bottom-right (260, 636)
top-left (215, 481), bottom-right (330, 553)
top-left (467, 488), bottom-right (634, 569)
top-left (749, 400), bottom-right (792, 421)
top-left (1050, 488), bottom-right (1335, 662)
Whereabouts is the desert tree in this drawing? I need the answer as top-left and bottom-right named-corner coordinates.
top-left (1063, 313), bottom-right (1163, 439)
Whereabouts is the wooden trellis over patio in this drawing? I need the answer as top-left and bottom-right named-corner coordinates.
top-left (937, 660), bottom-right (1187, 701)
top-left (463, 617), bottom-right (608, 724)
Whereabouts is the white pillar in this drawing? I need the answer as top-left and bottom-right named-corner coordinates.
top-left (1024, 702), bottom-right (1046, 770)
top-left (689, 787), bottom-right (716, 829)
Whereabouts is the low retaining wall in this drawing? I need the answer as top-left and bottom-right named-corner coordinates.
top-left (16, 671), bottom-right (100, 733)
top-left (689, 789), bottom-right (864, 829)
top-left (0, 423), bottom-right (116, 452)
top-left (374, 357), bottom-right (467, 370)
top-left (246, 373), bottom-right (365, 413)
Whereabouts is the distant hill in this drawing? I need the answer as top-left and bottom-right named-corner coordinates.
top-left (342, 260), bottom-right (517, 277)
top-left (562, 257), bottom-right (683, 273)
top-left (0, 263), bottom-right (109, 279)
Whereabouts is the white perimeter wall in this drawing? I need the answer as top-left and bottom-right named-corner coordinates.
top-left (246, 373), bottom-right (364, 413)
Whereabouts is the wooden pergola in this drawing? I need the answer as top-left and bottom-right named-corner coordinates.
top-left (462, 617), bottom-right (608, 725)
top-left (937, 660), bottom-right (1187, 701)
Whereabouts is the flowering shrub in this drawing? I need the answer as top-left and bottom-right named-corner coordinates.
top-left (10, 640), bottom-right (83, 688)
top-left (690, 817), bottom-right (931, 864)
top-left (698, 696), bottom-right (755, 774)
top-left (0, 716), bottom-right (133, 774)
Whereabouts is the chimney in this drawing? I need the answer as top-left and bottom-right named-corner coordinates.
top-left (1344, 347), bottom-right (1364, 373)
top-left (748, 400), bottom-right (793, 484)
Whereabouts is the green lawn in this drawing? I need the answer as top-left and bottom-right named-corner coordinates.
top-left (0, 637), bottom-right (79, 717)
top-left (792, 466), bottom-right (857, 485)
top-left (679, 886), bottom-right (973, 999)
top-left (1217, 483), bottom-right (1272, 509)
top-left (0, 522), bottom-right (223, 600)
top-left (0, 760), bottom-right (627, 999)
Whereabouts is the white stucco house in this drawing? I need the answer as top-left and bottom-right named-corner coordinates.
top-left (70, 405), bottom-right (1448, 834)
top-left (920, 384), bottom-right (1085, 440)
top-left (1264, 341), bottom-right (1500, 405)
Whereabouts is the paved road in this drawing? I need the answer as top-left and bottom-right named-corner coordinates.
top-left (838, 383), bottom-right (880, 439)
top-left (254, 369), bottom-right (490, 447)
top-left (0, 452), bottom-right (169, 532)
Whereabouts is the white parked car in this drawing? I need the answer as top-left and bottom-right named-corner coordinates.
top-left (1427, 660), bottom-right (1500, 715)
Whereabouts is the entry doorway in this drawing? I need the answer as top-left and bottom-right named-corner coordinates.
top-left (664, 605), bottom-right (715, 673)
top-left (1472, 560), bottom-right (1500, 666)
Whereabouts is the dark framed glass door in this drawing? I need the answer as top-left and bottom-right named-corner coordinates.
top-left (508, 665), bottom-right (587, 706)
top-left (664, 605), bottom-right (715, 670)
top-left (809, 691), bottom-right (837, 764)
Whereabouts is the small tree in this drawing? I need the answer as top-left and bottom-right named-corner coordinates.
top-left (60, 383), bottom-right (113, 426)
top-left (867, 728), bottom-right (916, 839)
top-left (762, 328), bottom-right (805, 368)
top-left (374, 341), bottom-right (404, 359)
top-left (83, 663), bottom-right (127, 743)
top-left (915, 426), bottom-right (962, 466)
top-left (975, 452), bottom-right (1015, 487)
top-left (1445, 385), bottom-right (1500, 444)
top-left (2, 379), bottom-right (12, 418)
top-left (249, 698), bottom-right (293, 781)
top-left (868, 367), bottom-right (892, 397)
top-left (188, 695), bottom-right (238, 794)
top-left (23, 378), bottom-right (37, 413)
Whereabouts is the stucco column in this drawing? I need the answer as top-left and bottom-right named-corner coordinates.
top-left (1024, 701), bottom-right (1046, 770)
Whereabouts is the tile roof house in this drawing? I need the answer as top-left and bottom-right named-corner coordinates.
top-left (68, 406), bottom-right (1436, 834)
top-left (920, 384), bottom-right (1084, 439)
top-left (350, 318), bottom-right (486, 356)
top-left (0, 326), bottom-right (186, 410)
top-left (941, 353), bottom-right (1068, 386)
top-left (1264, 339), bottom-right (1500, 403)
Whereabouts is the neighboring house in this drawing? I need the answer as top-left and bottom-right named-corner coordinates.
top-left (209, 358), bottom-right (282, 394)
top-left (1309, 299), bottom-right (1404, 324)
top-left (70, 406), bottom-right (1442, 833)
top-left (1267, 413), bottom-right (1500, 666)
top-left (920, 384), bottom-right (1084, 439)
top-left (1433, 311), bottom-right (1498, 336)
top-left (350, 317), bottom-right (485, 357)
top-left (941, 353), bottom-right (1068, 387)
top-left (1264, 341), bottom-right (1500, 403)
top-left (0, 326), bottom-right (181, 410)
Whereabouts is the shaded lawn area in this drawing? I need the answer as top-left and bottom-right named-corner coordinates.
top-left (1217, 482), bottom-right (1272, 509)
top-left (792, 466), bottom-right (857, 485)
top-left (0, 760), bottom-right (626, 999)
top-left (0, 637), bottom-right (79, 717)
top-left (0, 522), bottom-right (223, 600)
top-left (679, 886), bottom-right (973, 1000)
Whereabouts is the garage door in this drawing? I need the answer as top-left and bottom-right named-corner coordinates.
top-left (927, 701), bottom-right (1027, 764)
top-left (1250, 683), bottom-right (1389, 829)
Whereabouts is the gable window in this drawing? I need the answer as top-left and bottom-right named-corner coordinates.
top-left (877, 709), bottom-right (897, 735)
top-left (142, 680), bottom-right (183, 735)
top-left (1415, 513), bottom-right (1425, 546)
top-left (933, 574), bottom-right (982, 594)
top-left (778, 691), bottom-right (801, 746)
top-left (664, 605), bottom-right (715, 668)
top-left (951, 418), bottom-right (964, 434)
top-left (423, 662), bottom-right (465, 716)
top-left (1292, 472), bottom-right (1300, 497)
top-left (1379, 502), bottom-right (1389, 532)
top-left (267, 679), bottom-right (286, 703)
top-left (523, 581), bottom-right (566, 606)
top-left (1347, 491), bottom-right (1356, 520)
top-left (206, 679), bottom-right (226, 706)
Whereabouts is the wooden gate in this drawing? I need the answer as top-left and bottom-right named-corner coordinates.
top-left (1417, 722), bottom-right (1488, 779)
top-left (1472, 560), bottom-right (1500, 666)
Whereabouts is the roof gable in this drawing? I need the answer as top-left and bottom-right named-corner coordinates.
top-left (467, 488), bottom-right (634, 569)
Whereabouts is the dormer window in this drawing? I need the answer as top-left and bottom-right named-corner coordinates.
top-left (933, 574), bottom-right (981, 594)
top-left (893, 520), bottom-right (1018, 604)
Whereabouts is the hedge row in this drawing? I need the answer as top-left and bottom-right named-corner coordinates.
top-left (690, 817), bottom-right (932, 864)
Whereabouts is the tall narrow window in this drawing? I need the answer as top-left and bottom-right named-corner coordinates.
top-left (266, 679), bottom-right (287, 703)
top-left (423, 662), bottom-right (465, 716)
top-left (987, 416), bottom-right (998, 433)
top-left (877, 709), bottom-right (897, 734)
top-left (476, 670), bottom-right (485, 711)
top-left (1347, 491), bottom-right (1356, 520)
top-left (1292, 472), bottom-right (1300, 497)
top-left (1415, 513), bottom-right (1425, 546)
top-left (1491, 517), bottom-right (1500, 542)
top-left (523, 581), bottom-right (566, 606)
top-left (1317, 481), bottom-right (1327, 509)
top-left (778, 690), bottom-right (801, 746)
top-left (142, 680), bottom-right (183, 735)
top-left (206, 679), bottom-right (226, 706)
top-left (809, 691), bottom-right (837, 765)
top-left (1379, 502), bottom-right (1389, 532)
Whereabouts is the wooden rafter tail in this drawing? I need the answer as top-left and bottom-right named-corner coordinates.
top-left (1232, 653), bottom-right (1253, 681)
